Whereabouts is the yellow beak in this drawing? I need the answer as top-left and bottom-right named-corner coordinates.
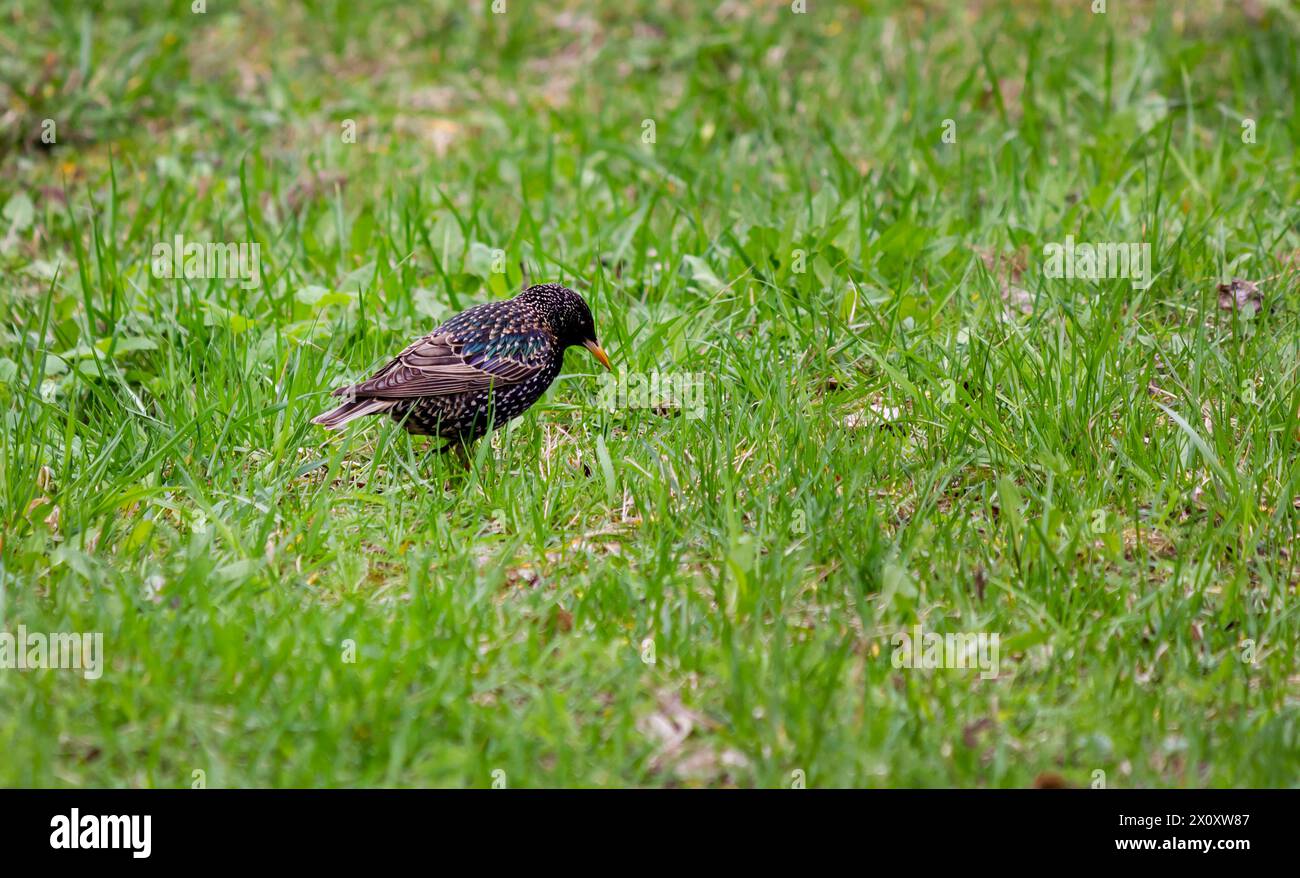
top-left (583, 339), bottom-right (612, 371)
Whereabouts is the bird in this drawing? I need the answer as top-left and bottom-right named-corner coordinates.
top-left (312, 283), bottom-right (612, 447)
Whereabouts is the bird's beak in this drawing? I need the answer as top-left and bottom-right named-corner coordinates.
top-left (583, 339), bottom-right (612, 371)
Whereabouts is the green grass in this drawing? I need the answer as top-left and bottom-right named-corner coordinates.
top-left (1, 0), bottom-right (1298, 787)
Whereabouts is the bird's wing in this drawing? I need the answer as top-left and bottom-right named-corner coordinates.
top-left (341, 329), bottom-right (554, 399)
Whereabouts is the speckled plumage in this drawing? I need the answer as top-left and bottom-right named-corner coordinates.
top-left (312, 284), bottom-right (610, 444)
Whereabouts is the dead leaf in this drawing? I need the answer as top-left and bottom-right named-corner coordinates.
top-left (1001, 283), bottom-right (1034, 317)
top-left (407, 86), bottom-right (459, 112)
top-left (1033, 771), bottom-right (1070, 789)
top-left (1217, 278), bottom-right (1262, 313)
top-left (638, 693), bottom-right (708, 762)
top-left (284, 170), bottom-right (347, 213)
top-left (843, 401), bottom-right (903, 430)
top-left (962, 717), bottom-right (995, 748)
top-left (673, 747), bottom-right (751, 783)
top-left (550, 606), bottom-right (573, 633)
top-left (974, 246), bottom-right (1033, 317)
top-left (636, 693), bottom-right (747, 783)
top-left (393, 117), bottom-right (463, 157)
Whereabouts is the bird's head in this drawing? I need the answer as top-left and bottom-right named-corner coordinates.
top-left (519, 283), bottom-right (611, 370)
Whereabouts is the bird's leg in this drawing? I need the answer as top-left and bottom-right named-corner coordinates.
top-left (447, 439), bottom-right (473, 471)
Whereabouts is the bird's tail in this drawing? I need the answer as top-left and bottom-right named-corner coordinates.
top-left (311, 389), bottom-right (395, 430)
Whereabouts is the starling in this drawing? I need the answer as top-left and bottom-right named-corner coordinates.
top-left (312, 283), bottom-right (612, 444)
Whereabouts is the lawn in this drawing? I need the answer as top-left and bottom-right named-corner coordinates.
top-left (1, 0), bottom-right (1297, 788)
